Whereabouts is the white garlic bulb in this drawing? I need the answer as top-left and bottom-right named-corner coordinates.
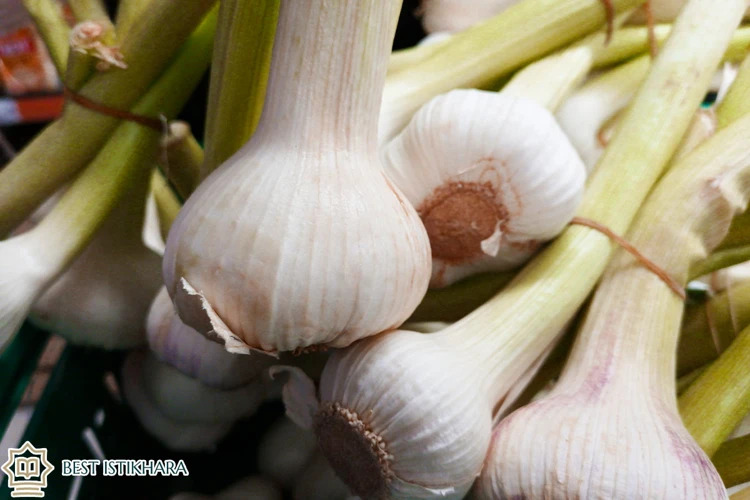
top-left (121, 350), bottom-right (234, 452)
top-left (418, 0), bottom-right (523, 33)
top-left (384, 90), bottom-right (585, 287)
top-left (30, 183), bottom-right (161, 349)
top-left (140, 350), bottom-right (266, 424)
top-left (147, 287), bottom-right (274, 389)
top-left (163, 0), bottom-right (430, 354)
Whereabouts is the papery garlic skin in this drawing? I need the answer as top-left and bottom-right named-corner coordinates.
top-left (121, 350), bottom-right (234, 452)
top-left (418, 0), bottom-right (522, 33)
top-left (384, 90), bottom-right (585, 287)
top-left (140, 350), bottom-right (266, 424)
top-left (147, 287), bottom-right (273, 389)
top-left (163, 0), bottom-right (430, 353)
top-left (314, 331), bottom-right (491, 500)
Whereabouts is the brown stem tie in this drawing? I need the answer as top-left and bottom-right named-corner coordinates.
top-left (570, 216), bottom-right (687, 300)
top-left (599, 0), bottom-right (615, 44)
top-left (63, 86), bottom-right (164, 132)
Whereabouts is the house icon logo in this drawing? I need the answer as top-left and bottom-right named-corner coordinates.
top-left (1, 441), bottom-right (55, 497)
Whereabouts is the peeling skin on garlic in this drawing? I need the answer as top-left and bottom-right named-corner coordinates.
top-left (162, 0), bottom-right (430, 353)
top-left (384, 90), bottom-right (586, 287)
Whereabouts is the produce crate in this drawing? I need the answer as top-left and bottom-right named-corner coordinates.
top-left (0, 323), bottom-right (284, 500)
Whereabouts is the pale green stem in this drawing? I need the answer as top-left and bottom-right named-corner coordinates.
top-left (713, 434), bottom-right (750, 488)
top-left (150, 170), bottom-right (182, 241)
top-left (677, 365), bottom-right (708, 395)
top-left (717, 55), bottom-right (750, 129)
top-left (67, 0), bottom-right (109, 22)
top-left (0, 0), bottom-right (218, 236)
top-left (115, 0), bottom-right (151, 38)
top-left (202, 0), bottom-right (279, 178)
top-left (159, 121), bottom-right (204, 200)
top-left (0, 9), bottom-right (218, 351)
top-left (444, 0), bottom-right (746, 403)
top-left (379, 0), bottom-right (647, 144)
top-left (692, 246), bottom-right (750, 280)
top-left (680, 322), bottom-right (750, 456)
top-left (22, 0), bottom-right (70, 74)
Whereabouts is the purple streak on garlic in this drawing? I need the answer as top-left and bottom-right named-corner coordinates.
top-left (162, 0), bottom-right (430, 354)
top-left (384, 90), bottom-right (585, 287)
top-left (147, 287), bottom-right (274, 389)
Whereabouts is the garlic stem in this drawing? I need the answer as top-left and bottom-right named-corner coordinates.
top-left (309, 3), bottom-right (748, 495)
top-left (479, 82), bottom-right (750, 500)
top-left (0, 10), bottom-right (217, 352)
top-left (718, 55), bottom-right (750, 132)
top-left (719, 209), bottom-right (750, 251)
top-left (67, 0), bottom-right (109, 23)
top-left (21, 0), bottom-right (71, 74)
top-left (388, 39), bottom-right (448, 76)
top-left (164, 0), bottom-right (430, 353)
top-left (159, 121), bottom-right (203, 200)
top-left (714, 434), bottom-right (750, 488)
top-left (502, 12), bottom-right (632, 111)
top-left (680, 322), bottom-right (750, 456)
top-left (692, 246), bottom-right (750, 281)
top-left (202, 0), bottom-right (278, 178)
top-left (407, 272), bottom-right (514, 322)
top-left (150, 170), bottom-right (181, 240)
top-left (114, 0), bottom-right (150, 38)
top-left (379, 0), bottom-right (646, 144)
top-left (0, 0), bottom-right (217, 236)
top-left (677, 365), bottom-right (707, 395)
top-left (679, 280), bottom-right (750, 375)
top-left (732, 485), bottom-right (750, 500)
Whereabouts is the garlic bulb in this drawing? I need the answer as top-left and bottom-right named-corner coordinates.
top-left (474, 108), bottom-right (750, 500)
top-left (163, 0), bottom-right (430, 354)
top-left (147, 287), bottom-right (274, 389)
top-left (418, 0), bottom-right (523, 33)
top-left (257, 417), bottom-right (317, 488)
top-left (170, 476), bottom-right (283, 500)
top-left (29, 177), bottom-right (161, 349)
top-left (384, 89), bottom-right (585, 287)
top-left (140, 350), bottom-right (266, 424)
top-left (121, 350), bottom-right (233, 452)
top-left (293, 451), bottom-right (352, 500)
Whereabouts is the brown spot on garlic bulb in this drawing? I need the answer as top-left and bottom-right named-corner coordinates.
top-left (147, 287), bottom-right (274, 389)
top-left (163, 0), bottom-right (430, 353)
top-left (384, 90), bottom-right (585, 287)
top-left (417, 0), bottom-right (523, 33)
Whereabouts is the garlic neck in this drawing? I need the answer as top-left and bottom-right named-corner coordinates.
top-left (254, 0), bottom-right (398, 152)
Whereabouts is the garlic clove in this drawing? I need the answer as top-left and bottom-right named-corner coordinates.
top-left (140, 350), bottom-right (266, 424)
top-left (121, 350), bottom-right (233, 452)
top-left (313, 331), bottom-right (491, 500)
top-left (384, 90), bottom-right (585, 287)
top-left (163, 0), bottom-right (431, 353)
top-left (147, 287), bottom-right (274, 389)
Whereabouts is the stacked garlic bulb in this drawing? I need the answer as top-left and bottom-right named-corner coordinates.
top-left (384, 89), bottom-right (585, 287)
top-left (162, 0), bottom-right (430, 353)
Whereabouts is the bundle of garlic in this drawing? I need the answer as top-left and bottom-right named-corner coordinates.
top-left (274, 0), bottom-right (745, 497)
top-left (476, 83), bottom-right (750, 500)
top-left (163, 0), bottom-right (432, 354)
top-left (170, 475), bottom-right (282, 500)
